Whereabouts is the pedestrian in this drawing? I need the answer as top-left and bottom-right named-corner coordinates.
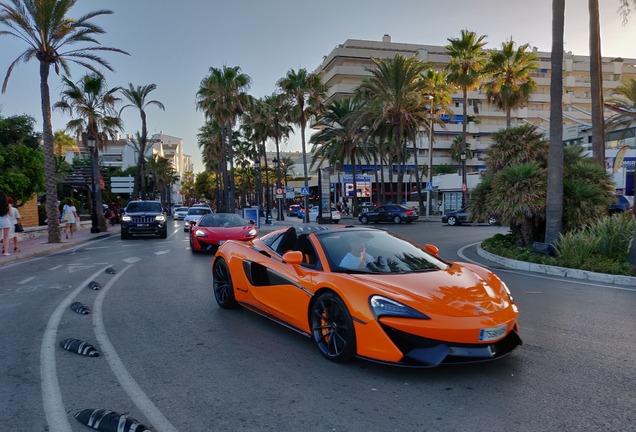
top-left (0, 191), bottom-right (11, 256)
top-left (7, 197), bottom-right (21, 253)
top-left (61, 199), bottom-right (78, 239)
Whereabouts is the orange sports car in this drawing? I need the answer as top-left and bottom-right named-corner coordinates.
top-left (212, 226), bottom-right (521, 367)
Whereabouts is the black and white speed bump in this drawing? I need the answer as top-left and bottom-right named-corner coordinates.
top-left (75, 409), bottom-right (151, 432)
top-left (59, 338), bottom-right (100, 357)
top-left (88, 281), bottom-right (101, 290)
top-left (70, 301), bottom-right (90, 314)
top-left (105, 267), bottom-right (116, 274)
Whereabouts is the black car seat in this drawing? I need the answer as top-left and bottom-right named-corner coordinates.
top-left (296, 234), bottom-right (318, 267)
top-left (276, 227), bottom-right (297, 255)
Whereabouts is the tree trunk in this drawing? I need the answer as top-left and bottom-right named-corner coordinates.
top-left (589, 0), bottom-right (606, 167)
top-left (40, 61), bottom-right (61, 243)
top-left (461, 88), bottom-right (469, 207)
top-left (300, 110), bottom-right (310, 223)
top-left (227, 124), bottom-right (236, 213)
top-left (544, 0), bottom-right (565, 246)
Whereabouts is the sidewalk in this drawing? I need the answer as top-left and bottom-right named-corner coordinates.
top-left (0, 223), bottom-right (119, 267)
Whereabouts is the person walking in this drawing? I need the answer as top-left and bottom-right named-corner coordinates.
top-left (62, 199), bottom-right (78, 239)
top-left (7, 197), bottom-right (21, 252)
top-left (0, 192), bottom-right (12, 256)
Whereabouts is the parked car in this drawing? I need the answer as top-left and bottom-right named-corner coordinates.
top-left (308, 206), bottom-right (341, 223)
top-left (173, 206), bottom-right (190, 220)
top-left (442, 208), bottom-right (497, 226)
top-left (184, 207), bottom-right (213, 231)
top-left (287, 204), bottom-right (302, 217)
top-left (120, 200), bottom-right (167, 240)
top-left (609, 194), bottom-right (632, 214)
top-left (358, 204), bottom-right (419, 224)
top-left (212, 226), bottom-right (521, 366)
top-left (189, 213), bottom-right (257, 253)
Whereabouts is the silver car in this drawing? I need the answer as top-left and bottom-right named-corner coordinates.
top-left (183, 207), bottom-right (212, 231)
top-left (173, 206), bottom-right (190, 220)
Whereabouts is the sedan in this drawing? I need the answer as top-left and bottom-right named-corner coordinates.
top-left (358, 204), bottom-right (418, 224)
top-left (442, 208), bottom-right (497, 226)
top-left (173, 206), bottom-right (190, 220)
top-left (183, 207), bottom-right (213, 231)
top-left (190, 213), bottom-right (257, 253)
top-left (308, 206), bottom-right (341, 223)
top-left (212, 226), bottom-right (521, 367)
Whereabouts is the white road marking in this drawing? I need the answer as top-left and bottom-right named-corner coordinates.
top-left (18, 276), bottom-right (36, 284)
top-left (123, 257), bottom-right (141, 263)
top-left (154, 250), bottom-right (170, 255)
top-left (48, 265), bottom-right (63, 271)
top-left (40, 266), bottom-right (109, 432)
top-left (67, 264), bottom-right (94, 273)
top-left (93, 266), bottom-right (179, 432)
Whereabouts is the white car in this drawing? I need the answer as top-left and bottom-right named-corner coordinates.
top-left (173, 206), bottom-right (190, 220)
top-left (183, 207), bottom-right (213, 231)
top-left (308, 206), bottom-right (341, 223)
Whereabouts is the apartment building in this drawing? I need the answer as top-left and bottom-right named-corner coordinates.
top-left (314, 34), bottom-right (636, 193)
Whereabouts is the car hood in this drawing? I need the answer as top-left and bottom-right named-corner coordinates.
top-left (125, 212), bottom-right (162, 216)
top-left (351, 264), bottom-right (511, 317)
top-left (196, 225), bottom-right (255, 239)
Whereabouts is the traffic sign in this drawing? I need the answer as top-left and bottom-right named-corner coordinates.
top-left (425, 182), bottom-right (433, 191)
top-left (300, 187), bottom-right (310, 196)
top-left (276, 187), bottom-right (283, 195)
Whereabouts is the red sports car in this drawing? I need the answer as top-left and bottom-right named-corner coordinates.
top-left (212, 226), bottom-right (522, 367)
top-left (189, 213), bottom-right (257, 253)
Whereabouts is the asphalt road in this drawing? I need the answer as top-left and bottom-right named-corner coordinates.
top-left (1, 219), bottom-right (634, 432)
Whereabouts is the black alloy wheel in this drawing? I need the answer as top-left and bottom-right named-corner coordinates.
top-left (310, 292), bottom-right (356, 363)
top-left (213, 259), bottom-right (238, 309)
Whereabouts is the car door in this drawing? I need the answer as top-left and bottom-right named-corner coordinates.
top-left (382, 205), bottom-right (399, 222)
top-left (366, 205), bottom-right (384, 222)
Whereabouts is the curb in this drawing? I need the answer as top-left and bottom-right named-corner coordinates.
top-left (477, 244), bottom-right (636, 287)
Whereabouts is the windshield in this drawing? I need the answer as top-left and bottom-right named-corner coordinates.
top-left (187, 208), bottom-right (212, 216)
top-left (198, 213), bottom-right (248, 227)
top-left (318, 230), bottom-right (448, 274)
top-left (126, 202), bottom-right (163, 213)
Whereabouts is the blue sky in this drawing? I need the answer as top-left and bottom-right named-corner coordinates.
top-left (1, 0), bottom-right (635, 173)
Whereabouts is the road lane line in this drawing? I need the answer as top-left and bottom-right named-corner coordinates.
top-left (40, 266), bottom-right (111, 432)
top-left (93, 265), bottom-right (179, 432)
top-left (18, 276), bottom-right (36, 284)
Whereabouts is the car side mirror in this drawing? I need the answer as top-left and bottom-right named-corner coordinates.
top-left (190, 221), bottom-right (197, 227)
top-left (282, 250), bottom-right (303, 265)
top-left (249, 220), bottom-right (255, 225)
top-left (425, 244), bottom-right (439, 257)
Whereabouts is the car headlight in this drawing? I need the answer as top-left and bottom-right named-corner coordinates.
top-left (155, 215), bottom-right (166, 222)
top-left (122, 215), bottom-right (131, 222)
top-left (369, 295), bottom-right (430, 319)
top-left (245, 228), bottom-right (257, 237)
top-left (194, 229), bottom-right (207, 237)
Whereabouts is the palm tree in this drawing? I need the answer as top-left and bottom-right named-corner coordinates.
top-left (310, 97), bottom-right (369, 214)
top-left (356, 55), bottom-right (429, 207)
top-left (263, 93), bottom-right (293, 220)
top-left (589, 0), bottom-right (605, 167)
top-left (54, 73), bottom-right (122, 232)
top-left (0, 0), bottom-right (128, 243)
top-left (420, 70), bottom-right (454, 214)
top-left (197, 119), bottom-right (223, 208)
top-left (119, 83), bottom-right (165, 200)
top-left (241, 97), bottom-right (270, 216)
top-left (482, 38), bottom-right (538, 128)
top-left (277, 68), bottom-right (327, 222)
top-left (544, 0), bottom-right (566, 247)
top-left (445, 29), bottom-right (488, 207)
top-left (196, 66), bottom-right (252, 212)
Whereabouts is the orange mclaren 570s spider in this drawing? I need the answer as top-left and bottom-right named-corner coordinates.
top-left (212, 226), bottom-right (521, 367)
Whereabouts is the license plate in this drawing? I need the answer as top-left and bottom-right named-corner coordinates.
top-left (479, 324), bottom-right (507, 341)
top-left (138, 224), bottom-right (148, 227)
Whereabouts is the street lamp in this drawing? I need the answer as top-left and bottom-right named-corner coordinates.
top-left (273, 158), bottom-right (284, 221)
top-left (460, 150), bottom-right (467, 208)
top-left (87, 134), bottom-right (100, 233)
top-left (424, 94), bottom-right (434, 217)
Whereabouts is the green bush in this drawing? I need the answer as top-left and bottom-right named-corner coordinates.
top-left (482, 213), bottom-right (636, 277)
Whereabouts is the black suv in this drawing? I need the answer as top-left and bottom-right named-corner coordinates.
top-left (120, 201), bottom-right (167, 239)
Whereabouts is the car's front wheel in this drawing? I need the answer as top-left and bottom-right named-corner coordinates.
top-left (310, 292), bottom-right (356, 363)
top-left (213, 258), bottom-right (238, 309)
top-left (359, 216), bottom-right (368, 224)
top-left (447, 216), bottom-right (458, 226)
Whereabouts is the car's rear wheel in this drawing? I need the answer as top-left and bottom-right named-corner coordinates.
top-left (310, 292), bottom-right (356, 363)
top-left (359, 216), bottom-right (368, 224)
top-left (447, 216), bottom-right (457, 226)
top-left (393, 215), bottom-right (402, 224)
top-left (488, 216), bottom-right (497, 226)
top-left (213, 259), bottom-right (238, 309)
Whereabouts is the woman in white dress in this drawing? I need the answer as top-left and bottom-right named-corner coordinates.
top-left (0, 192), bottom-right (12, 256)
top-left (7, 197), bottom-right (21, 252)
top-left (62, 199), bottom-right (78, 239)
